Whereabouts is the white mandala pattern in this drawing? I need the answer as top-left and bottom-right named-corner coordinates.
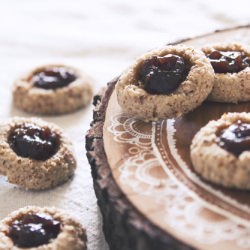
top-left (107, 113), bottom-right (250, 249)
top-left (108, 113), bottom-right (152, 148)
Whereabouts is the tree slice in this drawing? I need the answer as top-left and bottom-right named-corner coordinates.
top-left (86, 25), bottom-right (250, 250)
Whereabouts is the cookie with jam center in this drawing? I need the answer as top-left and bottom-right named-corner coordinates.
top-left (190, 112), bottom-right (250, 190)
top-left (202, 43), bottom-right (250, 103)
top-left (13, 64), bottom-right (93, 115)
top-left (0, 206), bottom-right (87, 250)
top-left (116, 45), bottom-right (214, 121)
top-left (0, 117), bottom-right (76, 190)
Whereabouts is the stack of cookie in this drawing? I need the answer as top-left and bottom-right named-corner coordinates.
top-left (0, 64), bottom-right (93, 249)
top-left (116, 42), bottom-right (250, 190)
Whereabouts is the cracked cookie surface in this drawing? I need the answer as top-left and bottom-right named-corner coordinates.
top-left (116, 45), bottom-right (214, 121)
top-left (202, 43), bottom-right (250, 103)
top-left (13, 64), bottom-right (93, 115)
top-left (0, 206), bottom-right (87, 250)
top-left (0, 117), bottom-right (76, 190)
top-left (191, 112), bottom-right (250, 190)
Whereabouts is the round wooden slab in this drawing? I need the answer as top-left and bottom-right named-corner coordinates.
top-left (86, 25), bottom-right (250, 250)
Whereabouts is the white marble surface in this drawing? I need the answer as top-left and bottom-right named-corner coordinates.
top-left (0, 0), bottom-right (249, 249)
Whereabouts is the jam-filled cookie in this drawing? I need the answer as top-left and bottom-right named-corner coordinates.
top-left (202, 43), bottom-right (250, 103)
top-left (116, 45), bottom-right (214, 121)
top-left (191, 112), bottom-right (250, 190)
top-left (0, 117), bottom-right (76, 190)
top-left (0, 206), bottom-right (87, 250)
top-left (13, 64), bottom-right (93, 115)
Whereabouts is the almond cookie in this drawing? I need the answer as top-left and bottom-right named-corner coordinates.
top-left (116, 45), bottom-right (214, 121)
top-left (0, 206), bottom-right (87, 250)
top-left (13, 64), bottom-right (93, 115)
top-left (0, 117), bottom-right (76, 190)
top-left (191, 112), bottom-right (250, 190)
top-left (202, 43), bottom-right (250, 103)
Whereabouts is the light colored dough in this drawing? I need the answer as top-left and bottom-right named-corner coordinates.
top-left (0, 206), bottom-right (87, 250)
top-left (116, 45), bottom-right (214, 121)
top-left (191, 112), bottom-right (250, 190)
top-left (0, 117), bottom-right (76, 190)
top-left (202, 43), bottom-right (250, 103)
top-left (13, 64), bottom-right (93, 115)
